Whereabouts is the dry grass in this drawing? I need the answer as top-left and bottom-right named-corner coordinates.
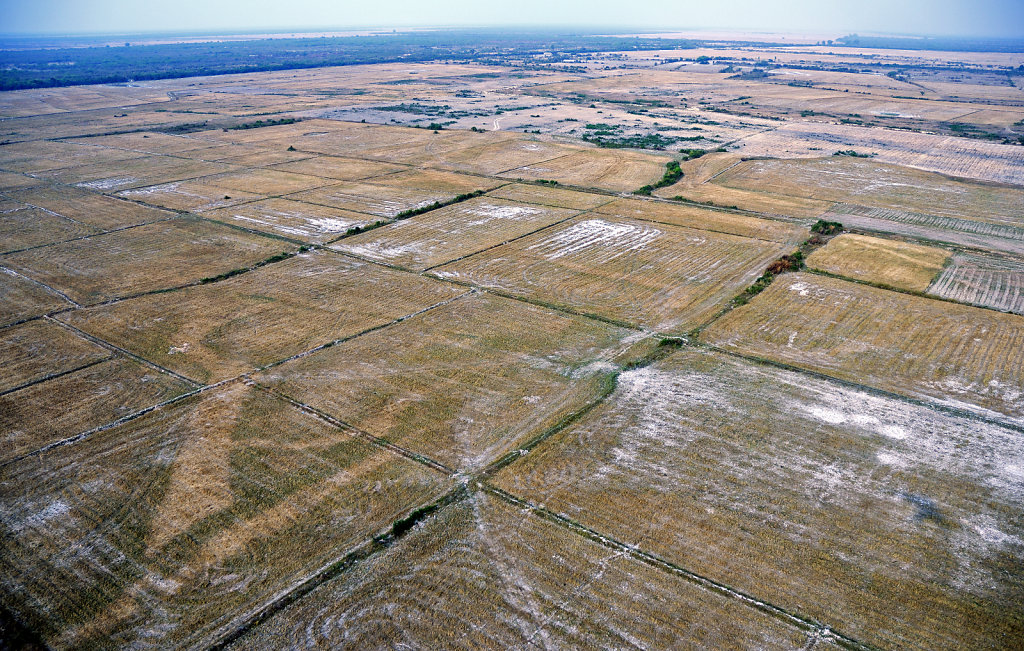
top-left (70, 131), bottom-right (225, 155)
top-left (0, 206), bottom-right (101, 253)
top-left (703, 272), bottom-right (1024, 425)
top-left (334, 197), bottom-right (580, 271)
top-left (62, 251), bottom-right (465, 383)
top-left (36, 155), bottom-right (241, 192)
top-left (0, 356), bottom-right (191, 463)
top-left (116, 180), bottom-right (264, 212)
top-left (928, 251), bottom-right (1024, 315)
top-left (714, 157), bottom-right (1024, 225)
top-left (730, 122), bottom-right (1024, 186)
top-left (199, 168), bottom-right (330, 195)
top-left (493, 346), bottom-right (1024, 649)
top-left (6, 184), bottom-right (171, 230)
top-left (234, 491), bottom-right (814, 649)
top-left (0, 171), bottom-right (44, 191)
top-left (593, 198), bottom-right (807, 244)
top-left (499, 147), bottom-right (669, 192)
top-left (485, 183), bottom-right (611, 210)
top-left (255, 292), bottom-right (635, 471)
top-left (268, 155), bottom-right (405, 180)
top-left (429, 137), bottom-right (573, 175)
top-left (202, 198), bottom-right (374, 243)
top-left (0, 320), bottom-right (109, 392)
top-left (0, 139), bottom-right (148, 174)
top-left (288, 171), bottom-right (499, 218)
top-left (1, 217), bottom-right (291, 305)
top-left (0, 268), bottom-right (74, 326)
top-left (0, 381), bottom-right (454, 649)
top-left (435, 214), bottom-right (789, 333)
top-left (823, 204), bottom-right (1024, 256)
top-left (805, 233), bottom-right (951, 292)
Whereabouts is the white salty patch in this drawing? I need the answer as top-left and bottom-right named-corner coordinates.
top-left (463, 203), bottom-right (542, 226)
top-left (528, 219), bottom-right (661, 262)
top-left (25, 500), bottom-right (70, 528)
top-left (805, 406), bottom-right (847, 425)
top-left (80, 177), bottom-right (138, 190)
top-left (344, 241), bottom-right (423, 260)
top-left (789, 281), bottom-right (811, 296)
top-left (875, 451), bottom-right (907, 468)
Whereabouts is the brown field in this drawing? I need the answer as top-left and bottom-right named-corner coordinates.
top-left (498, 147), bottom-right (669, 192)
top-left (427, 137), bottom-right (578, 175)
top-left (216, 148), bottom-right (315, 168)
top-left (116, 179), bottom-right (265, 212)
top-left (198, 168), bottom-right (330, 196)
top-left (255, 292), bottom-right (635, 471)
top-left (713, 157), bottom-right (1024, 225)
top-left (202, 198), bottom-right (374, 243)
top-left (823, 204), bottom-right (1024, 256)
top-left (1, 217), bottom-right (291, 305)
top-left (334, 197), bottom-right (583, 271)
top-left (492, 347), bottom-right (1024, 650)
top-left (805, 233), bottom-right (952, 291)
top-left (592, 197), bottom-right (807, 243)
top-left (288, 170), bottom-right (500, 218)
top-left (435, 214), bottom-right (791, 333)
top-left (0, 139), bottom-right (149, 174)
top-left (3, 46), bottom-right (1024, 650)
top-left (62, 251), bottom-right (465, 384)
top-left (652, 153), bottom-right (834, 219)
top-left (0, 381), bottom-right (454, 648)
top-left (269, 155), bottom-right (405, 180)
top-left (0, 206), bottom-right (101, 253)
top-left (5, 184), bottom-right (172, 230)
top-left (703, 272), bottom-right (1024, 425)
top-left (73, 131), bottom-right (227, 155)
top-left (0, 171), bottom-right (45, 191)
top-left (234, 491), bottom-right (816, 650)
top-left (484, 182), bottom-right (611, 210)
top-left (0, 319), bottom-right (110, 392)
top-left (0, 267), bottom-right (74, 326)
top-left (729, 122), bottom-right (1024, 185)
top-left (36, 155), bottom-right (241, 191)
top-left (928, 251), bottom-right (1024, 315)
top-left (0, 356), bottom-right (193, 463)
top-left (362, 168), bottom-right (504, 194)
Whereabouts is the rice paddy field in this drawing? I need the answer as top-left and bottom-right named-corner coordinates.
top-left (805, 233), bottom-right (951, 292)
top-left (1, 37), bottom-right (1023, 650)
top-left (434, 214), bottom-right (793, 333)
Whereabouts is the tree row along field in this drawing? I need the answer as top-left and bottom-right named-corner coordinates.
top-left (2, 58), bottom-right (1024, 650)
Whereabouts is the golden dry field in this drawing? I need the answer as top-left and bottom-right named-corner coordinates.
top-left (927, 251), bottom-right (1024, 315)
top-left (491, 347), bottom-right (1024, 649)
top-left (434, 214), bottom-right (792, 333)
top-left (333, 196), bottom-right (587, 271)
top-left (703, 272), bottom-right (1024, 426)
top-left (805, 233), bottom-right (952, 291)
top-left (1, 35), bottom-right (1023, 650)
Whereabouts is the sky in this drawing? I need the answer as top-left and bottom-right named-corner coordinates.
top-left (1, 0), bottom-right (1022, 38)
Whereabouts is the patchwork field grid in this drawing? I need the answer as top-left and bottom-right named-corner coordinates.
top-left (1, 30), bottom-right (1023, 650)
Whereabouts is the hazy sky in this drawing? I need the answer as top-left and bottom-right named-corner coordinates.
top-left (2, 0), bottom-right (1022, 38)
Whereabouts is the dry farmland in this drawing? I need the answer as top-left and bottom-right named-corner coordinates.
top-left (703, 272), bottom-right (1024, 426)
top-left (434, 213), bottom-right (792, 333)
top-left (1, 33), bottom-right (1023, 651)
top-left (805, 233), bottom-right (951, 292)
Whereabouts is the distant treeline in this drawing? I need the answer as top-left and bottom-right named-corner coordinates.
top-left (0, 30), bottom-right (697, 90)
top-left (836, 34), bottom-right (1024, 54)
